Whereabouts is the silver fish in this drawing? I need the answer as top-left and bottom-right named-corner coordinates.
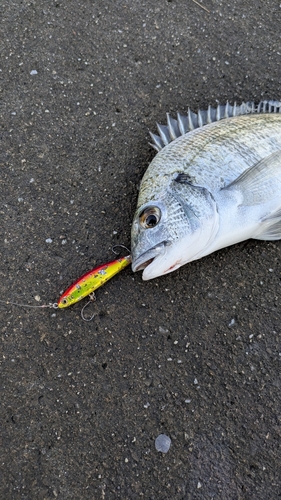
top-left (131, 100), bottom-right (281, 280)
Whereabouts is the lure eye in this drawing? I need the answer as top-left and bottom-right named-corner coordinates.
top-left (61, 298), bottom-right (68, 305)
top-left (139, 206), bottom-right (161, 229)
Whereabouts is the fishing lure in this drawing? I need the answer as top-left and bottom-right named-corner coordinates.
top-left (58, 254), bottom-right (131, 309)
top-left (57, 252), bottom-right (131, 320)
top-left (0, 247), bottom-right (131, 321)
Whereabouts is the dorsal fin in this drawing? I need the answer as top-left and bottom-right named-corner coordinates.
top-left (149, 100), bottom-right (281, 152)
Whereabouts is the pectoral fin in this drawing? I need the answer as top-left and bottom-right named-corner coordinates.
top-left (255, 207), bottom-right (281, 240)
top-left (223, 150), bottom-right (281, 240)
top-left (223, 150), bottom-right (281, 206)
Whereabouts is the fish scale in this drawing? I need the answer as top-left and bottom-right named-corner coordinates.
top-left (131, 101), bottom-right (281, 280)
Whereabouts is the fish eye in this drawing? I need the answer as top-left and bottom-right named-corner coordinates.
top-left (139, 206), bottom-right (161, 229)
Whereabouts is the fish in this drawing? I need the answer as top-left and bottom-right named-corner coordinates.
top-left (131, 100), bottom-right (281, 280)
top-left (57, 255), bottom-right (131, 308)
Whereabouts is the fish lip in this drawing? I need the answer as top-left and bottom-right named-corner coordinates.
top-left (132, 241), bottom-right (169, 272)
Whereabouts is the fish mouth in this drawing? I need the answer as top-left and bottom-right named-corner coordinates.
top-left (132, 241), bottom-right (168, 272)
top-left (134, 257), bottom-right (154, 272)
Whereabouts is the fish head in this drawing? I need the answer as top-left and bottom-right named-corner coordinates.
top-left (131, 173), bottom-right (219, 280)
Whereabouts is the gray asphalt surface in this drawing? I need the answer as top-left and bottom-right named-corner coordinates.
top-left (1, 1), bottom-right (281, 499)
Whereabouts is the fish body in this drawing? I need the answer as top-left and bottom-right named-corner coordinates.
top-left (58, 255), bottom-right (131, 308)
top-left (131, 101), bottom-right (281, 280)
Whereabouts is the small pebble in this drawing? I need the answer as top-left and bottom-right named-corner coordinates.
top-left (155, 434), bottom-right (171, 453)
top-left (30, 69), bottom-right (38, 75)
top-left (159, 326), bottom-right (169, 334)
top-left (46, 238), bottom-right (53, 243)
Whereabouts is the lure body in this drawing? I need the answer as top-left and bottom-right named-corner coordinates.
top-left (58, 255), bottom-right (131, 308)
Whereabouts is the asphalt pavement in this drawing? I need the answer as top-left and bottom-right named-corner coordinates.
top-left (1, 1), bottom-right (281, 498)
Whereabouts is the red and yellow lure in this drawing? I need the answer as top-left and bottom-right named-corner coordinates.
top-left (57, 254), bottom-right (132, 311)
top-left (0, 250), bottom-right (131, 322)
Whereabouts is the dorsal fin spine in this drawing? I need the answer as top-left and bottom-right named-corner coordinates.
top-left (177, 112), bottom-right (187, 135)
top-left (187, 108), bottom-right (195, 130)
top-left (225, 102), bottom-right (229, 118)
top-left (156, 123), bottom-right (170, 146)
top-left (149, 100), bottom-right (281, 151)
top-left (207, 105), bottom-right (212, 124)
top-left (149, 132), bottom-right (164, 152)
top-left (216, 105), bottom-right (221, 121)
top-left (167, 114), bottom-right (180, 140)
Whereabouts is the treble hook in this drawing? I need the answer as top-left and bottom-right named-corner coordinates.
top-left (80, 292), bottom-right (97, 322)
top-left (112, 244), bottom-right (131, 256)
